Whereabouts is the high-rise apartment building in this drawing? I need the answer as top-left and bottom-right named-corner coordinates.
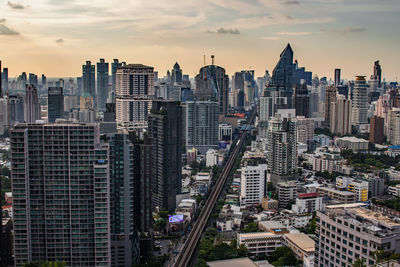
top-left (195, 62), bottom-right (229, 115)
top-left (315, 204), bottom-right (400, 267)
top-left (369, 115), bottom-right (384, 144)
top-left (272, 44), bottom-right (295, 108)
top-left (387, 108), bottom-right (400, 145)
top-left (296, 116), bottom-right (314, 144)
top-left (11, 123), bottom-right (110, 267)
top-left (47, 87), bottom-right (64, 123)
top-left (334, 68), bottom-right (341, 88)
top-left (267, 114), bottom-right (297, 177)
top-left (240, 163), bottom-right (268, 206)
top-left (294, 83), bottom-right (310, 118)
top-left (97, 58), bottom-right (109, 111)
top-left (186, 100), bottom-right (219, 153)
top-left (276, 181), bottom-right (298, 208)
top-left (82, 61), bottom-right (96, 105)
top-left (115, 64), bottom-right (154, 128)
top-left (352, 76), bottom-right (369, 125)
top-left (324, 85), bottom-right (337, 128)
top-left (148, 100), bottom-right (183, 210)
top-left (330, 95), bottom-right (352, 135)
top-left (25, 85), bottom-right (40, 123)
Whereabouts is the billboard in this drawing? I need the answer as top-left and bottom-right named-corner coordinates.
top-left (169, 215), bottom-right (184, 223)
top-left (218, 142), bottom-right (227, 149)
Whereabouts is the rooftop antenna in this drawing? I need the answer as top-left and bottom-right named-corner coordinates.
top-left (211, 55), bottom-right (215, 65)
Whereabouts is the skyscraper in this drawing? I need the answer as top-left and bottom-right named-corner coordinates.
top-left (352, 76), bottom-right (369, 125)
top-left (387, 108), bottom-right (400, 145)
top-left (2, 67), bottom-right (8, 94)
top-left (373, 60), bottom-right (382, 88)
top-left (267, 114), bottom-right (297, 179)
top-left (82, 61), bottom-right (96, 105)
top-left (41, 74), bottom-right (46, 89)
top-left (115, 64), bottom-right (154, 128)
top-left (195, 62), bottom-right (229, 115)
top-left (11, 123), bottom-right (110, 267)
top-left (171, 62), bottom-right (183, 84)
top-left (294, 83), bottom-right (310, 118)
top-left (148, 100), bottom-right (183, 210)
top-left (24, 85), bottom-right (41, 123)
top-left (97, 58), bottom-right (109, 111)
top-left (324, 85), bottom-right (337, 128)
top-left (107, 133), bottom-right (140, 267)
top-left (8, 93), bottom-right (25, 125)
top-left (272, 44), bottom-right (295, 108)
top-left (334, 68), bottom-right (341, 87)
top-left (330, 94), bottom-right (352, 135)
top-left (28, 73), bottom-right (38, 88)
top-left (369, 115), bottom-right (384, 144)
top-left (47, 87), bottom-right (64, 123)
top-left (186, 100), bottom-right (219, 153)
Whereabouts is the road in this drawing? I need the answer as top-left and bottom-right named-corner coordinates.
top-left (173, 108), bottom-right (257, 267)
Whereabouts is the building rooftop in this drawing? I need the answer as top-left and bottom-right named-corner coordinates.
top-left (238, 232), bottom-right (278, 238)
top-left (336, 136), bottom-right (369, 143)
top-left (284, 233), bottom-right (315, 253)
top-left (318, 187), bottom-right (355, 196)
top-left (325, 203), bottom-right (366, 209)
top-left (207, 258), bottom-right (257, 267)
top-left (351, 207), bottom-right (400, 226)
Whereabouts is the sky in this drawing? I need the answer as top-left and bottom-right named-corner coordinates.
top-left (0, 0), bottom-right (400, 81)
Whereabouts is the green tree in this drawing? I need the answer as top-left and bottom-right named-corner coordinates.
top-left (353, 258), bottom-right (367, 267)
top-left (242, 222), bottom-right (260, 233)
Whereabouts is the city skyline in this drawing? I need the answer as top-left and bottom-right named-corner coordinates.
top-left (0, 0), bottom-right (399, 80)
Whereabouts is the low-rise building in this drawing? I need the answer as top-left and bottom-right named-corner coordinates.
top-left (206, 149), bottom-right (218, 167)
top-left (335, 136), bottom-right (369, 152)
top-left (284, 233), bottom-right (315, 267)
top-left (388, 145), bottom-right (400, 157)
top-left (292, 192), bottom-right (323, 214)
top-left (237, 232), bottom-right (284, 258)
top-left (276, 181), bottom-right (298, 208)
top-left (336, 177), bottom-right (369, 202)
top-left (388, 184), bottom-right (400, 197)
top-left (317, 187), bottom-right (356, 204)
top-left (261, 197), bottom-right (279, 211)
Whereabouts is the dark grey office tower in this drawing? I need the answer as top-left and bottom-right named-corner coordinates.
top-left (111, 59), bottom-right (122, 95)
top-left (172, 62), bottom-right (183, 84)
top-left (186, 100), bottom-right (219, 153)
top-left (128, 131), bottom-right (153, 233)
top-left (28, 73), bottom-right (38, 88)
top-left (195, 61), bottom-right (229, 115)
top-left (82, 61), bottom-right (96, 105)
top-left (77, 76), bottom-right (83, 95)
top-left (11, 123), bottom-right (110, 267)
top-left (41, 74), bottom-right (47, 89)
top-left (104, 103), bottom-right (116, 122)
top-left (148, 100), bottom-right (183, 211)
top-left (334, 68), bottom-right (341, 87)
top-left (108, 133), bottom-right (140, 267)
top-left (293, 61), bottom-right (312, 86)
top-left (373, 60), bottom-right (382, 88)
top-left (272, 44), bottom-right (295, 108)
top-left (97, 58), bottom-right (109, 111)
top-left (47, 87), bottom-right (64, 123)
top-left (233, 72), bottom-right (245, 91)
top-left (25, 85), bottom-right (41, 123)
top-left (2, 67), bottom-right (8, 94)
top-left (8, 93), bottom-right (24, 125)
top-left (294, 83), bottom-right (310, 118)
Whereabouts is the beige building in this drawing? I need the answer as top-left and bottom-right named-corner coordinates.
top-left (387, 108), bottom-right (400, 145)
top-left (284, 233), bottom-right (315, 267)
top-left (336, 136), bottom-right (369, 152)
top-left (330, 94), bottom-right (352, 135)
top-left (261, 197), bottom-right (279, 211)
top-left (317, 187), bottom-right (356, 204)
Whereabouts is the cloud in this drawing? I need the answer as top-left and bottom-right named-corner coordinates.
top-left (321, 27), bottom-right (366, 34)
top-left (277, 31), bottom-right (311, 36)
top-left (260, 36), bottom-right (282, 40)
top-left (0, 19), bottom-right (6, 23)
top-left (0, 24), bottom-right (19, 35)
top-left (7, 1), bottom-right (25, 9)
top-left (55, 38), bottom-right (64, 43)
top-left (283, 0), bottom-right (300, 5)
top-left (206, 28), bottom-right (240, 34)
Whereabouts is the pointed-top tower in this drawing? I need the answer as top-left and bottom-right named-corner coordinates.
top-left (272, 43), bottom-right (295, 107)
top-left (171, 62), bottom-right (182, 84)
